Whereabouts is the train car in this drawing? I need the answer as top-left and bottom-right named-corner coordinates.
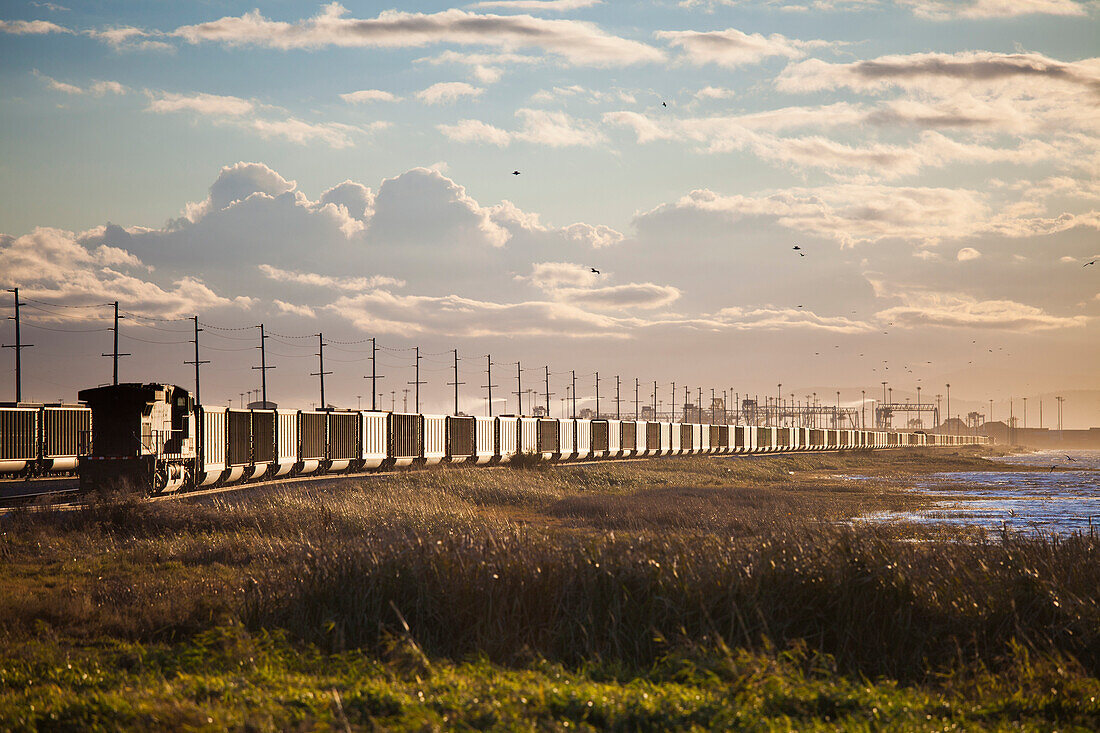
top-left (473, 416), bottom-right (495, 464)
top-left (576, 419), bottom-right (592, 460)
top-left (518, 417), bottom-right (538, 458)
top-left (558, 418), bottom-right (576, 461)
top-left (275, 409), bottom-right (299, 476)
top-left (78, 383), bottom-right (195, 493)
top-left (591, 419), bottom-right (609, 460)
top-left (0, 403), bottom-right (91, 477)
top-left (497, 416), bottom-right (519, 463)
top-left (607, 419), bottom-right (622, 458)
top-left (536, 417), bottom-right (559, 460)
top-left (361, 411), bottom-right (388, 469)
top-left (619, 420), bottom-right (637, 458)
top-left (390, 413), bottom-right (420, 468)
top-left (445, 415), bottom-right (475, 464)
top-left (697, 423), bottom-right (710, 455)
top-left (422, 415), bottom-right (447, 465)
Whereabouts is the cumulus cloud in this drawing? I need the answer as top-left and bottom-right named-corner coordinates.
top-left (171, 4), bottom-right (663, 66)
top-left (272, 299), bottom-right (317, 318)
top-left (695, 86), bottom-right (737, 100)
top-left (437, 119), bottom-right (513, 146)
top-left (957, 247), bottom-right (982, 261)
top-left (877, 290), bottom-right (1089, 330)
top-left (657, 27), bottom-right (832, 67)
top-left (416, 81), bottom-right (484, 104)
top-left (339, 89), bottom-right (399, 103)
top-left (0, 19), bottom-right (70, 34)
top-left (0, 227), bottom-right (251, 319)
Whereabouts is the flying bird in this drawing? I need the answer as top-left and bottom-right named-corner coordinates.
top-left (793, 245), bottom-right (801, 250)
top-left (1065, 455), bottom-right (1078, 462)
top-left (1085, 260), bottom-right (1097, 267)
top-left (1049, 465), bottom-right (1057, 473)
top-left (661, 101), bottom-right (667, 108)
top-left (797, 305), bottom-right (803, 308)
top-left (512, 170), bottom-right (521, 175)
top-left (590, 267), bottom-right (600, 274)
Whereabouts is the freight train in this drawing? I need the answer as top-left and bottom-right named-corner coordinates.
top-left (1, 383), bottom-right (987, 494)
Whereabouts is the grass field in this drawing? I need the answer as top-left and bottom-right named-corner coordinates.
top-left (2, 449), bottom-right (1099, 730)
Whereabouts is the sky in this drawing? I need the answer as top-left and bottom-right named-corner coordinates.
top-left (1, 0), bottom-right (1098, 427)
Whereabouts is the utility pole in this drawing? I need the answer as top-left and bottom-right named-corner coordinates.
top-left (364, 338), bottom-right (383, 411)
top-left (595, 372), bottom-right (600, 418)
top-left (3, 288), bottom-right (32, 402)
top-left (652, 381), bottom-right (658, 419)
top-left (513, 361), bottom-right (523, 415)
top-left (671, 382), bottom-right (675, 422)
top-left (102, 301), bottom-right (130, 385)
top-left (711, 388), bottom-right (716, 424)
top-left (311, 333), bottom-right (332, 409)
top-left (1022, 397), bottom-right (1027, 430)
top-left (408, 347), bottom-right (426, 413)
top-left (571, 370), bottom-right (577, 418)
top-left (861, 390), bottom-right (865, 429)
top-left (403, 388), bottom-right (409, 412)
top-left (635, 378), bottom-right (640, 420)
top-left (484, 356), bottom-right (497, 417)
top-left (252, 323), bottom-right (274, 407)
top-left (616, 376), bottom-right (621, 420)
top-left (184, 315), bottom-right (208, 403)
top-left (447, 349), bottom-right (464, 415)
top-left (543, 366), bottom-right (552, 416)
top-left (946, 383), bottom-right (951, 435)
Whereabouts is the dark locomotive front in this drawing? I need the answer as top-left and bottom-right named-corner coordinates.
top-left (78, 383), bottom-right (197, 493)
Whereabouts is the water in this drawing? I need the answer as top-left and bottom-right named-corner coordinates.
top-left (865, 450), bottom-right (1100, 536)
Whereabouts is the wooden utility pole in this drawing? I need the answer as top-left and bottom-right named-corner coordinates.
top-left (102, 301), bottom-right (129, 385)
top-left (311, 333), bottom-right (332, 408)
top-left (3, 288), bottom-right (32, 401)
top-left (446, 349), bottom-right (464, 415)
top-left (184, 315), bottom-right (208, 403)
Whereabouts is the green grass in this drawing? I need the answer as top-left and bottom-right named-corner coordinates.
top-left (2, 448), bottom-right (1099, 730)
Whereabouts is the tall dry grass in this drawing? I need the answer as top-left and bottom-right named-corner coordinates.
top-left (2, 451), bottom-right (1095, 684)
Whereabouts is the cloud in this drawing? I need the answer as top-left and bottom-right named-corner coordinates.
top-left (956, 247), bottom-right (982, 261)
top-left (171, 4), bottom-right (664, 67)
top-left (635, 184), bottom-right (992, 246)
top-left (777, 51), bottom-right (1100, 96)
top-left (437, 119), bottom-right (513, 146)
top-left (87, 26), bottom-right (174, 51)
top-left (414, 50), bottom-right (544, 84)
top-left (273, 299), bottom-right (317, 318)
top-left (259, 264), bottom-right (404, 290)
top-left (657, 27), bottom-right (832, 67)
top-left (33, 71), bottom-right (127, 97)
top-left (711, 306), bottom-right (870, 333)
top-left (144, 90), bottom-right (379, 148)
top-left (146, 91), bottom-right (255, 116)
top-left (439, 108), bottom-right (605, 147)
top-left (0, 227), bottom-right (251, 319)
top-left (339, 89), bottom-right (399, 103)
top-left (416, 81), bottom-right (484, 105)
top-left (898, 0), bottom-right (1091, 20)
top-left (468, 0), bottom-right (603, 10)
top-left (876, 290), bottom-right (1089, 331)
top-left (694, 86), bottom-right (737, 100)
top-left (327, 290), bottom-right (626, 337)
top-left (516, 262), bottom-right (681, 310)
top-left (0, 19), bottom-right (70, 34)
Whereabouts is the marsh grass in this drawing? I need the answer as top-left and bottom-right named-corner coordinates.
top-left (2, 448), bottom-right (1099, 729)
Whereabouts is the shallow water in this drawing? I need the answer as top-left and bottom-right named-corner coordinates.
top-left (863, 450), bottom-right (1100, 536)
